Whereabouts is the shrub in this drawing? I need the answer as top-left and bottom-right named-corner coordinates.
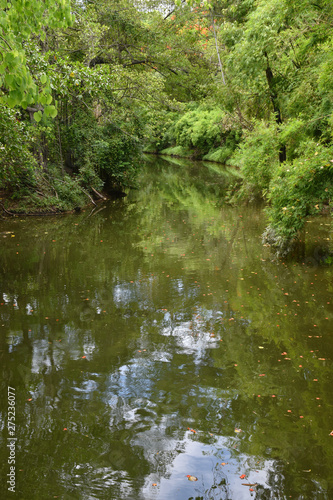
top-left (231, 119), bottom-right (280, 197)
top-left (89, 131), bottom-right (140, 189)
top-left (264, 140), bottom-right (333, 248)
top-left (56, 107), bottom-right (140, 191)
top-left (173, 105), bottom-right (224, 154)
top-left (0, 104), bottom-right (37, 191)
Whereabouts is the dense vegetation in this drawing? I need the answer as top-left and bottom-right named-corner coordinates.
top-left (0, 0), bottom-right (332, 252)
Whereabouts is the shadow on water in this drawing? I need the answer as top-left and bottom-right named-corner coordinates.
top-left (0, 156), bottom-right (332, 499)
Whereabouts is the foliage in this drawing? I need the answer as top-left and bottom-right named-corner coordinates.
top-left (203, 145), bottom-right (234, 164)
top-left (91, 133), bottom-right (140, 189)
top-left (1, 0), bottom-right (171, 206)
top-left (142, 109), bottom-right (181, 152)
top-left (1, 0), bottom-right (333, 253)
top-left (148, 104), bottom-right (241, 160)
top-left (0, 0), bottom-right (73, 112)
top-left (30, 167), bottom-right (88, 212)
top-left (159, 145), bottom-right (194, 157)
top-left (264, 140), bottom-right (333, 249)
top-left (172, 105), bottom-right (223, 153)
top-left (54, 99), bottom-right (141, 191)
top-left (231, 120), bottom-right (280, 196)
top-left (189, 0), bottom-right (333, 251)
top-left (0, 104), bottom-right (37, 191)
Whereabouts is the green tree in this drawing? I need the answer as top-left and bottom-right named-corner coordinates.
top-left (0, 0), bottom-right (73, 115)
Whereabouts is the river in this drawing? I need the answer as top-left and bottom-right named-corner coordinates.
top-left (0, 156), bottom-right (333, 499)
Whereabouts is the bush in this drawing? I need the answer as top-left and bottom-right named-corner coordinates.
top-left (173, 105), bottom-right (224, 154)
top-left (264, 140), bottom-right (333, 248)
top-left (89, 131), bottom-right (140, 189)
top-left (142, 109), bottom-right (179, 152)
top-left (0, 104), bottom-right (37, 191)
top-left (59, 108), bottom-right (140, 191)
top-left (231, 120), bottom-right (280, 196)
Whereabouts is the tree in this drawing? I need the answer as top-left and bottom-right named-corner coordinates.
top-left (0, 0), bottom-right (73, 115)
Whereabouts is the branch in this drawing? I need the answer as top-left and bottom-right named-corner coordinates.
top-left (0, 35), bottom-right (12, 50)
top-left (163, 0), bottom-right (187, 20)
top-left (123, 59), bottom-right (149, 67)
top-left (210, 10), bottom-right (226, 85)
top-left (0, 202), bottom-right (16, 216)
top-left (91, 186), bottom-right (106, 200)
top-left (80, 187), bottom-right (96, 206)
top-left (164, 7), bottom-right (176, 21)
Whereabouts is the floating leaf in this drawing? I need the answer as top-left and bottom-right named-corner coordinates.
top-left (186, 475), bottom-right (198, 481)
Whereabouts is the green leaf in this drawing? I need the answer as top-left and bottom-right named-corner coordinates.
top-left (47, 105), bottom-right (57, 118)
top-left (4, 74), bottom-right (14, 87)
top-left (40, 74), bottom-right (47, 84)
top-left (34, 110), bottom-right (42, 122)
top-left (39, 94), bottom-right (47, 105)
top-left (44, 105), bottom-right (57, 118)
top-left (4, 52), bottom-right (15, 64)
top-left (7, 95), bottom-right (17, 107)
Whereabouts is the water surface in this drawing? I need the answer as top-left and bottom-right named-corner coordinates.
top-left (0, 156), bottom-right (333, 499)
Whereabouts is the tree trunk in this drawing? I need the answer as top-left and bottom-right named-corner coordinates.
top-left (57, 118), bottom-right (65, 177)
top-left (264, 53), bottom-right (286, 163)
top-left (210, 11), bottom-right (226, 85)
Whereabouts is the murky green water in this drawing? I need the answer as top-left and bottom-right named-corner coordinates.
top-left (1, 156), bottom-right (333, 500)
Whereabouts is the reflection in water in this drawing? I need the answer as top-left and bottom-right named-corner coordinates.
top-left (0, 157), bottom-right (332, 499)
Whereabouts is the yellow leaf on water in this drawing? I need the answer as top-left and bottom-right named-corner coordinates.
top-left (186, 475), bottom-right (198, 481)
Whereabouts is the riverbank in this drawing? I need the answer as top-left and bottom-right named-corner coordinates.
top-left (1, 147), bottom-right (236, 217)
top-left (143, 144), bottom-right (237, 166)
top-left (0, 182), bottom-right (127, 217)
top-left (0, 189), bottom-right (106, 217)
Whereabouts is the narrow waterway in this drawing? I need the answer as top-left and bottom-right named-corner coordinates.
top-left (0, 156), bottom-right (333, 499)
